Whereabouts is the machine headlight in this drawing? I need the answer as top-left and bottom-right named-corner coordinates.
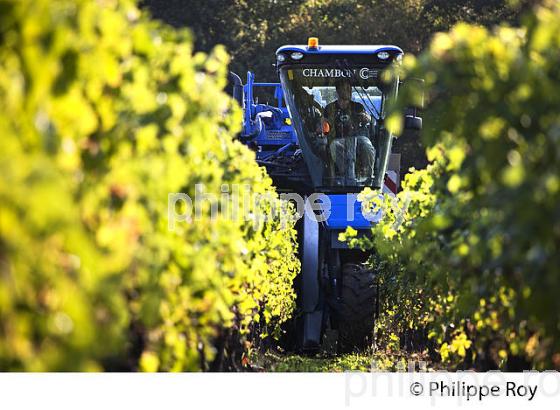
top-left (291, 52), bottom-right (304, 60)
top-left (277, 53), bottom-right (286, 62)
top-left (377, 51), bottom-right (390, 60)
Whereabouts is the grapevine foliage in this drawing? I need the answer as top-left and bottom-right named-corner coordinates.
top-left (0, 0), bottom-right (299, 371)
top-left (347, 2), bottom-right (560, 369)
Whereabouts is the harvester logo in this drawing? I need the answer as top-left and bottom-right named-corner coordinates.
top-left (301, 67), bottom-right (376, 80)
top-left (302, 68), bottom-right (355, 78)
top-left (359, 68), bottom-right (376, 80)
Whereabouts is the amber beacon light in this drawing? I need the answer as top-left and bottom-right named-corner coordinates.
top-left (307, 37), bottom-right (319, 49)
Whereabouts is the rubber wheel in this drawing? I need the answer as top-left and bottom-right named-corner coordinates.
top-left (337, 263), bottom-right (377, 352)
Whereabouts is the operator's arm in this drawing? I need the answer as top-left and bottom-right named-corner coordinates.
top-left (354, 102), bottom-right (371, 125)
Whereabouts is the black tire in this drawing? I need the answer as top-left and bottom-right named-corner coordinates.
top-left (337, 263), bottom-right (377, 352)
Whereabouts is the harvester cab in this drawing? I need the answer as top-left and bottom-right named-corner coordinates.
top-left (277, 40), bottom-right (401, 191)
top-left (231, 38), bottom-right (421, 352)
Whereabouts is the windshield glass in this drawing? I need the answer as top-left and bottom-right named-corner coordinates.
top-left (279, 65), bottom-right (396, 189)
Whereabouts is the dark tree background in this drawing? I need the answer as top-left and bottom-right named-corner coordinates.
top-left (142, 0), bottom-right (536, 80)
top-left (141, 0), bottom-right (539, 174)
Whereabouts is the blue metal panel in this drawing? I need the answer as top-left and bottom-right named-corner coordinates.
top-left (240, 71), bottom-right (298, 146)
top-left (320, 194), bottom-right (382, 230)
top-left (302, 201), bottom-right (320, 312)
top-left (302, 201), bottom-right (322, 348)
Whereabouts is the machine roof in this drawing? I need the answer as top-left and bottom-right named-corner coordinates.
top-left (276, 45), bottom-right (403, 55)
